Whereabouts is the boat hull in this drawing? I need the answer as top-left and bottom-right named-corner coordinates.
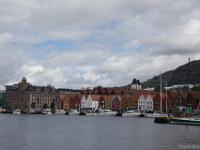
top-left (68, 110), bottom-right (80, 116)
top-left (12, 112), bottom-right (21, 115)
top-left (123, 113), bottom-right (141, 117)
top-left (96, 112), bottom-right (117, 116)
top-left (145, 113), bottom-right (168, 118)
top-left (55, 110), bottom-right (66, 115)
top-left (42, 112), bottom-right (52, 115)
top-left (170, 118), bottom-right (200, 126)
top-left (41, 108), bottom-right (52, 115)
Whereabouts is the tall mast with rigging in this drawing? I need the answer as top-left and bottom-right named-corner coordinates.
top-left (160, 73), bottom-right (163, 113)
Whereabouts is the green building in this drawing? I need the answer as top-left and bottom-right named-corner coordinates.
top-left (0, 90), bottom-right (5, 107)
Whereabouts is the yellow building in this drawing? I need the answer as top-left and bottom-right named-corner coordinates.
top-left (103, 95), bottom-right (113, 110)
top-left (57, 94), bottom-right (75, 111)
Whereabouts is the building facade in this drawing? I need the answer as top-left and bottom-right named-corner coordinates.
top-left (5, 77), bottom-right (57, 112)
top-left (0, 90), bottom-right (5, 107)
top-left (69, 94), bottom-right (81, 110)
top-left (112, 96), bottom-right (121, 111)
top-left (138, 94), bottom-right (154, 112)
top-left (81, 95), bottom-right (99, 111)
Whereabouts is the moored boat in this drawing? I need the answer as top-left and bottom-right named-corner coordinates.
top-left (41, 108), bottom-right (52, 115)
top-left (145, 113), bottom-right (168, 118)
top-left (55, 109), bottom-right (66, 115)
top-left (86, 112), bottom-right (98, 116)
top-left (170, 117), bottom-right (200, 126)
top-left (28, 110), bottom-right (42, 114)
top-left (123, 110), bottom-right (141, 117)
top-left (12, 109), bottom-right (21, 114)
top-left (96, 109), bottom-right (117, 116)
top-left (154, 116), bottom-right (171, 124)
top-left (68, 109), bottom-right (79, 116)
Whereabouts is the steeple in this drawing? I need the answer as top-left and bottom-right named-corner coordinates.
top-left (21, 77), bottom-right (27, 84)
top-left (131, 78), bottom-right (141, 90)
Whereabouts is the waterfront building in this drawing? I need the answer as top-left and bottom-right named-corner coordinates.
top-left (101, 95), bottom-right (113, 110)
top-left (187, 92), bottom-right (200, 110)
top-left (56, 94), bottom-right (79, 111)
top-left (121, 95), bottom-right (130, 110)
top-left (99, 96), bottom-right (106, 109)
top-left (0, 90), bottom-right (5, 107)
top-left (120, 95), bottom-right (138, 110)
top-left (5, 77), bottom-right (57, 112)
top-left (112, 95), bottom-right (121, 111)
top-left (62, 95), bottom-right (72, 111)
top-left (81, 95), bottom-right (99, 111)
top-left (69, 94), bottom-right (81, 110)
top-left (56, 94), bottom-right (64, 110)
top-left (138, 94), bottom-right (154, 112)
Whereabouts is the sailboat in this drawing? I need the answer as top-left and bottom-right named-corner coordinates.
top-left (150, 74), bottom-right (168, 118)
top-left (170, 58), bottom-right (200, 125)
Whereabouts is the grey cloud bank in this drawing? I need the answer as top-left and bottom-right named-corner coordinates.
top-left (0, 0), bottom-right (200, 88)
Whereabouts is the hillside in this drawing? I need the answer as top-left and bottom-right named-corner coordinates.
top-left (142, 59), bottom-right (200, 89)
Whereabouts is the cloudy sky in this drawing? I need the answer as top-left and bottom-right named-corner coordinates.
top-left (0, 0), bottom-right (200, 89)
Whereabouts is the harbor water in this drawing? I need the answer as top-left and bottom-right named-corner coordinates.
top-left (0, 114), bottom-right (199, 150)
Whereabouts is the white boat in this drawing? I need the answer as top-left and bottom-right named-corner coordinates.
top-left (145, 113), bottom-right (168, 118)
top-left (68, 109), bottom-right (79, 115)
top-left (55, 109), bottom-right (66, 115)
top-left (12, 109), bottom-right (21, 114)
top-left (96, 109), bottom-right (117, 116)
top-left (123, 110), bottom-right (141, 117)
top-left (41, 108), bottom-right (52, 115)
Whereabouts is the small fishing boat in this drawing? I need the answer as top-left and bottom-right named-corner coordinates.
top-left (28, 110), bottom-right (42, 114)
top-left (68, 109), bottom-right (79, 116)
top-left (123, 110), bottom-right (141, 117)
top-left (170, 117), bottom-right (200, 126)
top-left (41, 108), bottom-right (52, 115)
top-left (55, 109), bottom-right (66, 115)
top-left (12, 109), bottom-right (21, 114)
top-left (96, 109), bottom-right (117, 116)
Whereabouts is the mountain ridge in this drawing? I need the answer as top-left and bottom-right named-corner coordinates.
top-left (141, 59), bottom-right (200, 89)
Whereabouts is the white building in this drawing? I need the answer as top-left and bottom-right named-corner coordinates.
top-left (138, 94), bottom-right (153, 111)
top-left (81, 95), bottom-right (99, 111)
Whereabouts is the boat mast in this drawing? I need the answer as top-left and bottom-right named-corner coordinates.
top-left (197, 101), bottom-right (200, 111)
top-left (180, 88), bottom-right (182, 106)
top-left (160, 73), bottom-right (163, 113)
top-left (186, 58), bottom-right (191, 117)
top-left (165, 82), bottom-right (168, 114)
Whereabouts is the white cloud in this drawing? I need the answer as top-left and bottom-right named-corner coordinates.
top-left (21, 64), bottom-right (44, 76)
top-left (0, 0), bottom-right (200, 88)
